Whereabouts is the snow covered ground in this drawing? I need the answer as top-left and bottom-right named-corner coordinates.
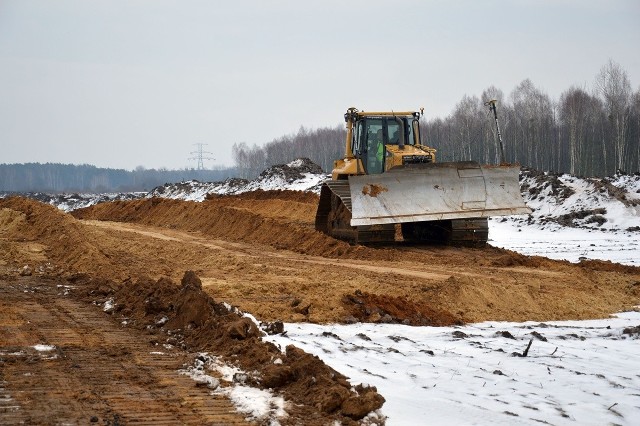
top-left (519, 170), bottom-right (640, 233)
top-left (489, 219), bottom-right (640, 266)
top-left (265, 312), bottom-right (640, 425)
top-left (489, 169), bottom-right (639, 266)
top-left (147, 158), bottom-right (327, 201)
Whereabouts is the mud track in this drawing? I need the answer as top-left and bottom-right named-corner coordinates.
top-left (0, 276), bottom-right (248, 425)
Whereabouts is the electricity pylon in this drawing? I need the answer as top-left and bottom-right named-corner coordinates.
top-left (189, 143), bottom-right (215, 170)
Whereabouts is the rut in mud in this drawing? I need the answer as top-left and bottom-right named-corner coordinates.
top-left (0, 275), bottom-right (250, 425)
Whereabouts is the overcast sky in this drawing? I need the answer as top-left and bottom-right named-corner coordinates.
top-left (1, 0), bottom-right (639, 170)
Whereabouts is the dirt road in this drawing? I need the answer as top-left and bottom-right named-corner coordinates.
top-left (0, 275), bottom-right (249, 425)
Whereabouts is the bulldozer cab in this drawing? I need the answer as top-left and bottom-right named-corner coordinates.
top-left (353, 116), bottom-right (416, 175)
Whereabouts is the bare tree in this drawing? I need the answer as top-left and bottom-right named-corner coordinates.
top-left (560, 87), bottom-right (587, 174)
top-left (232, 142), bottom-right (250, 178)
top-left (509, 79), bottom-right (555, 170)
top-left (630, 88), bottom-right (640, 173)
top-left (595, 59), bottom-right (632, 172)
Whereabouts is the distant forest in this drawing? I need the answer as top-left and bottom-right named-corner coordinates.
top-left (0, 163), bottom-right (236, 193)
top-left (233, 60), bottom-right (640, 178)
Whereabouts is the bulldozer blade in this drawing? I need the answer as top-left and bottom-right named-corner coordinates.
top-left (348, 161), bottom-right (531, 226)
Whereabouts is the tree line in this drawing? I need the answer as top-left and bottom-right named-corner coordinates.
top-left (0, 163), bottom-right (237, 193)
top-left (233, 60), bottom-right (639, 178)
top-left (232, 125), bottom-right (346, 179)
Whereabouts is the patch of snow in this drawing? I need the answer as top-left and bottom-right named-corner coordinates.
top-left (222, 302), bottom-right (241, 315)
top-left (517, 170), bottom-right (640, 232)
top-left (56, 284), bottom-right (74, 296)
top-left (33, 344), bottom-right (55, 352)
top-left (181, 353), bottom-right (287, 424)
top-left (265, 311), bottom-right (640, 425)
top-left (0, 351), bottom-right (26, 356)
top-left (103, 298), bottom-right (114, 313)
top-left (225, 385), bottom-right (286, 424)
top-left (241, 311), bottom-right (262, 328)
top-left (287, 159), bottom-right (305, 168)
top-left (33, 344), bottom-right (56, 352)
top-left (489, 219), bottom-right (640, 266)
top-left (180, 366), bottom-right (220, 390)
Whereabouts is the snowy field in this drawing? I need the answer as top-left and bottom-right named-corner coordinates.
top-left (163, 168), bottom-right (639, 424)
top-left (489, 220), bottom-right (640, 266)
top-left (265, 312), bottom-right (640, 425)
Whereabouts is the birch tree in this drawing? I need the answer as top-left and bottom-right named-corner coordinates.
top-left (595, 59), bottom-right (632, 172)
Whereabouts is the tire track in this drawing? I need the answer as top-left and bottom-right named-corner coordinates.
top-left (0, 277), bottom-right (250, 425)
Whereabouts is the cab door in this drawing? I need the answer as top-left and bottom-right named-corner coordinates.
top-left (355, 118), bottom-right (384, 174)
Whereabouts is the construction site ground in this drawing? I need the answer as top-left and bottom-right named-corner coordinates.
top-left (1, 191), bottom-right (639, 424)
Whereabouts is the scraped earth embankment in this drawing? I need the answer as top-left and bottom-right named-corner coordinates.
top-left (2, 192), bottom-right (638, 325)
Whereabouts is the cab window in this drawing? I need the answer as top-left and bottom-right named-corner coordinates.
top-left (387, 121), bottom-right (400, 145)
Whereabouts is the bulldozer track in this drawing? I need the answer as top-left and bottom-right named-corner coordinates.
top-left (0, 277), bottom-right (250, 425)
top-left (316, 181), bottom-right (396, 244)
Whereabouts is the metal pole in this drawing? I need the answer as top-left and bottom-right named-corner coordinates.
top-left (485, 100), bottom-right (506, 164)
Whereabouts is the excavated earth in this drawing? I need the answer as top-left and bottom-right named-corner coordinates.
top-left (1, 192), bottom-right (640, 424)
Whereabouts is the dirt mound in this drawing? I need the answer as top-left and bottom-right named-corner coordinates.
top-left (594, 177), bottom-right (640, 207)
top-left (343, 290), bottom-right (462, 326)
top-left (578, 258), bottom-right (640, 274)
top-left (0, 191), bottom-right (143, 212)
top-left (208, 188), bottom-right (320, 204)
top-left (70, 195), bottom-right (478, 265)
top-left (147, 158), bottom-right (326, 201)
top-left (259, 158), bottom-right (325, 181)
top-left (0, 197), bottom-right (114, 275)
top-left (518, 168), bottom-right (640, 232)
top-left (77, 271), bottom-right (384, 422)
top-left (72, 195), bottom-right (371, 259)
top-left (521, 168), bottom-right (575, 201)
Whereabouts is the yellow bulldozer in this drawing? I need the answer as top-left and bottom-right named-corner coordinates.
top-left (315, 106), bottom-right (531, 246)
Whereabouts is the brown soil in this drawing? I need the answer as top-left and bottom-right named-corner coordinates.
top-left (0, 275), bottom-right (250, 425)
top-left (2, 192), bottom-right (640, 423)
top-left (342, 290), bottom-right (462, 326)
top-left (77, 271), bottom-right (383, 423)
top-left (2, 193), bottom-right (638, 324)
